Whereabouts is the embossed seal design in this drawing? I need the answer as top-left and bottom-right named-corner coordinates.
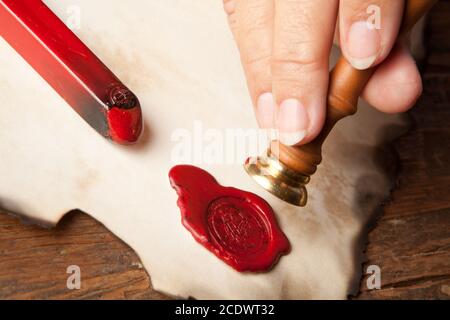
top-left (105, 85), bottom-right (142, 144)
top-left (169, 165), bottom-right (291, 272)
top-left (207, 197), bottom-right (269, 256)
top-left (108, 85), bottom-right (137, 109)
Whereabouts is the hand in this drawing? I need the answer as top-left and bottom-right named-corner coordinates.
top-left (224, 0), bottom-right (422, 146)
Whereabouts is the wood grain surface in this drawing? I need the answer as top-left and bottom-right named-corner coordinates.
top-left (0, 1), bottom-right (449, 300)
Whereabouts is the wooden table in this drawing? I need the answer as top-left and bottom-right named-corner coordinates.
top-left (1, 2), bottom-right (449, 300)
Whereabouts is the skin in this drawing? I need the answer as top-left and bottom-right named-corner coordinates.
top-left (224, 0), bottom-right (422, 146)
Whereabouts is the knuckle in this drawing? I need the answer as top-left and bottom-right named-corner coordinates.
top-left (223, 0), bottom-right (236, 16)
top-left (271, 52), bottom-right (326, 97)
top-left (242, 53), bottom-right (271, 77)
top-left (272, 52), bottom-right (325, 78)
top-left (224, 0), bottom-right (238, 28)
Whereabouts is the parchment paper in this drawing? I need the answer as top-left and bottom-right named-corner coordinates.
top-left (0, 0), bottom-right (408, 299)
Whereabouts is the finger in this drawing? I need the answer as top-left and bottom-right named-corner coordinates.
top-left (272, 0), bottom-right (338, 146)
top-left (339, 0), bottom-right (404, 70)
top-left (363, 43), bottom-right (422, 113)
top-left (224, 0), bottom-right (275, 128)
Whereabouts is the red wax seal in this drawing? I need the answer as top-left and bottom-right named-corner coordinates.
top-left (169, 165), bottom-right (291, 272)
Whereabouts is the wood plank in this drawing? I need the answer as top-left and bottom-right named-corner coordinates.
top-left (0, 211), bottom-right (168, 299)
top-left (355, 2), bottom-right (450, 299)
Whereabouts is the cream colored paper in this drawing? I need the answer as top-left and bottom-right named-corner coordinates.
top-left (0, 0), bottom-right (407, 299)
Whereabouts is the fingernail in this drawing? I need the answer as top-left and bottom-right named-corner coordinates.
top-left (276, 99), bottom-right (309, 146)
top-left (256, 92), bottom-right (275, 128)
top-left (346, 21), bottom-right (381, 70)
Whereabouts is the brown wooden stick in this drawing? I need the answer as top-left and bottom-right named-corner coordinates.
top-left (271, 0), bottom-right (437, 176)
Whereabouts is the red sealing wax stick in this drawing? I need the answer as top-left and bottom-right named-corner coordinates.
top-left (169, 165), bottom-right (291, 272)
top-left (0, 0), bottom-right (142, 144)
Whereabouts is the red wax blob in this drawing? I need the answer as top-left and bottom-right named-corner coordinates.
top-left (107, 106), bottom-right (143, 145)
top-left (169, 165), bottom-right (291, 272)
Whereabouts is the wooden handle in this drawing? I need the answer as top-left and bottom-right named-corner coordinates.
top-left (272, 0), bottom-right (437, 176)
